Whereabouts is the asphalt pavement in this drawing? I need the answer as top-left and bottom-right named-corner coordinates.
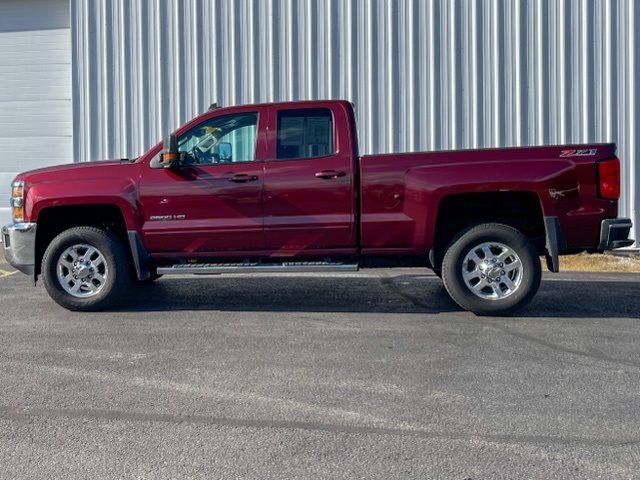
top-left (0, 264), bottom-right (639, 479)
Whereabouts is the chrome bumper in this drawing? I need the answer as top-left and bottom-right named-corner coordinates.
top-left (598, 218), bottom-right (634, 251)
top-left (1, 223), bottom-right (36, 275)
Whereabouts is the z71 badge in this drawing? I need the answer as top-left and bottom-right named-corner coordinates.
top-left (559, 149), bottom-right (597, 157)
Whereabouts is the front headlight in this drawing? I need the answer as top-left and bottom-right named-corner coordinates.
top-left (10, 180), bottom-right (24, 223)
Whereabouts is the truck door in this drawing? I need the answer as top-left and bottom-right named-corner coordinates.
top-left (263, 105), bottom-right (356, 253)
top-left (139, 107), bottom-right (267, 254)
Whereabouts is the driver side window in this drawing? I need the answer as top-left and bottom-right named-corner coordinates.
top-left (178, 112), bottom-right (258, 165)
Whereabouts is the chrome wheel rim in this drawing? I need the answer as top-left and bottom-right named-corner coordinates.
top-left (57, 244), bottom-right (108, 298)
top-left (461, 241), bottom-right (523, 300)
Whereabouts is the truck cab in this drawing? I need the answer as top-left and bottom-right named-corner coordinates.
top-left (141, 100), bottom-right (358, 256)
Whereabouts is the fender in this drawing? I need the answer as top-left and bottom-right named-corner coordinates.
top-left (26, 178), bottom-right (141, 231)
top-left (17, 162), bottom-right (145, 281)
top-left (403, 159), bottom-right (579, 252)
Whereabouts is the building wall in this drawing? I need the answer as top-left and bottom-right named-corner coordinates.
top-left (0, 0), bottom-right (71, 223)
top-left (71, 0), bottom-right (640, 243)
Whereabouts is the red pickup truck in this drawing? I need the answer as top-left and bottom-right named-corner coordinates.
top-left (2, 100), bottom-right (633, 314)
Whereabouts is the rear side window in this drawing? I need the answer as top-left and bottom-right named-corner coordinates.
top-left (276, 108), bottom-right (334, 159)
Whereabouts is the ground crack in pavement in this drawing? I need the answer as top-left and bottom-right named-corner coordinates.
top-left (484, 322), bottom-right (640, 369)
top-left (0, 405), bottom-right (637, 448)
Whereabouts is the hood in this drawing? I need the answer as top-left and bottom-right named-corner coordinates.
top-left (16, 159), bottom-right (137, 185)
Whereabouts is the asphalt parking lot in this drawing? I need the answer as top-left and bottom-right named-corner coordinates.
top-left (1, 261), bottom-right (639, 479)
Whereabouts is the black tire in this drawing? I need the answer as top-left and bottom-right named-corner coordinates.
top-left (441, 223), bottom-right (541, 316)
top-left (42, 226), bottom-right (130, 311)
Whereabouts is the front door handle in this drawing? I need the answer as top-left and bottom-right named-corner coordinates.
top-left (315, 170), bottom-right (346, 179)
top-left (228, 173), bottom-right (258, 183)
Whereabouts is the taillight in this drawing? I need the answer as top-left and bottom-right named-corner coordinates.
top-left (597, 158), bottom-right (621, 200)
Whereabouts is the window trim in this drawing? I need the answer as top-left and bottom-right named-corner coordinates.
top-left (274, 107), bottom-right (336, 161)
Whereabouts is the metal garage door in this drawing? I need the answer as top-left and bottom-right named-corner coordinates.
top-left (0, 0), bottom-right (71, 224)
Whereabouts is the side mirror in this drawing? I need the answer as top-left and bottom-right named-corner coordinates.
top-left (160, 134), bottom-right (182, 168)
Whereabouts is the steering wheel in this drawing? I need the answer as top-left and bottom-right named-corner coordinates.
top-left (192, 147), bottom-right (209, 164)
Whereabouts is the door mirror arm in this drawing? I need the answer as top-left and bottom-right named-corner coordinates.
top-left (159, 134), bottom-right (185, 169)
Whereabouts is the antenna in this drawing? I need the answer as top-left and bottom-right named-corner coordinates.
top-left (208, 102), bottom-right (219, 111)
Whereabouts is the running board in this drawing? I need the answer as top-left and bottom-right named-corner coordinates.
top-left (156, 261), bottom-right (359, 275)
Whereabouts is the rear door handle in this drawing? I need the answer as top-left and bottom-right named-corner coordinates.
top-left (228, 173), bottom-right (258, 183)
top-left (315, 170), bottom-right (346, 179)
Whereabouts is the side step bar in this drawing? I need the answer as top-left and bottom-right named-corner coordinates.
top-left (156, 261), bottom-right (359, 275)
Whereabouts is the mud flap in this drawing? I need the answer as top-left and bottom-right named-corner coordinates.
top-left (127, 231), bottom-right (151, 281)
top-left (543, 217), bottom-right (565, 273)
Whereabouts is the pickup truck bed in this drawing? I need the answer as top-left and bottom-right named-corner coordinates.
top-left (360, 144), bottom-right (619, 254)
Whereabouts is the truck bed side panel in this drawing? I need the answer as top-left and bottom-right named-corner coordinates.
top-left (359, 144), bottom-right (618, 254)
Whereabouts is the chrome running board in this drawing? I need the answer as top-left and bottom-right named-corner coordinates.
top-left (156, 261), bottom-right (359, 275)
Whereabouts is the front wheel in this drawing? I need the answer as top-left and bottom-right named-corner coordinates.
top-left (42, 226), bottom-right (130, 311)
top-left (441, 223), bottom-right (541, 316)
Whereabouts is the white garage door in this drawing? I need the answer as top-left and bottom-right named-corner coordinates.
top-left (0, 0), bottom-right (71, 224)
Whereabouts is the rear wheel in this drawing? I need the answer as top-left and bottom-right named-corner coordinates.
top-left (42, 226), bottom-right (130, 311)
top-left (441, 223), bottom-right (541, 315)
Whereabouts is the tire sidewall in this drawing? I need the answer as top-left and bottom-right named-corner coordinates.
top-left (442, 224), bottom-right (541, 315)
top-left (42, 227), bottom-right (128, 311)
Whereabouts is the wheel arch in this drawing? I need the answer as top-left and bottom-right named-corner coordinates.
top-left (34, 204), bottom-right (139, 280)
top-left (429, 191), bottom-right (546, 272)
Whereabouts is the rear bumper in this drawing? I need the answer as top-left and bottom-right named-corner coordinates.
top-left (1, 222), bottom-right (36, 275)
top-left (598, 218), bottom-right (634, 251)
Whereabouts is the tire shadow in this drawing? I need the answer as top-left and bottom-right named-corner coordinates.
top-left (115, 274), bottom-right (640, 318)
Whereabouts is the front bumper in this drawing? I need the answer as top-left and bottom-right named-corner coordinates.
top-left (1, 222), bottom-right (36, 275)
top-left (598, 218), bottom-right (634, 251)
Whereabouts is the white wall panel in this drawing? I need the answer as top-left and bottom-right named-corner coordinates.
top-left (0, 0), bottom-right (71, 224)
top-left (71, 0), bottom-right (640, 244)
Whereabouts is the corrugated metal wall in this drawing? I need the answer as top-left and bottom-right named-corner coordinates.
top-left (71, 0), bottom-right (640, 243)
